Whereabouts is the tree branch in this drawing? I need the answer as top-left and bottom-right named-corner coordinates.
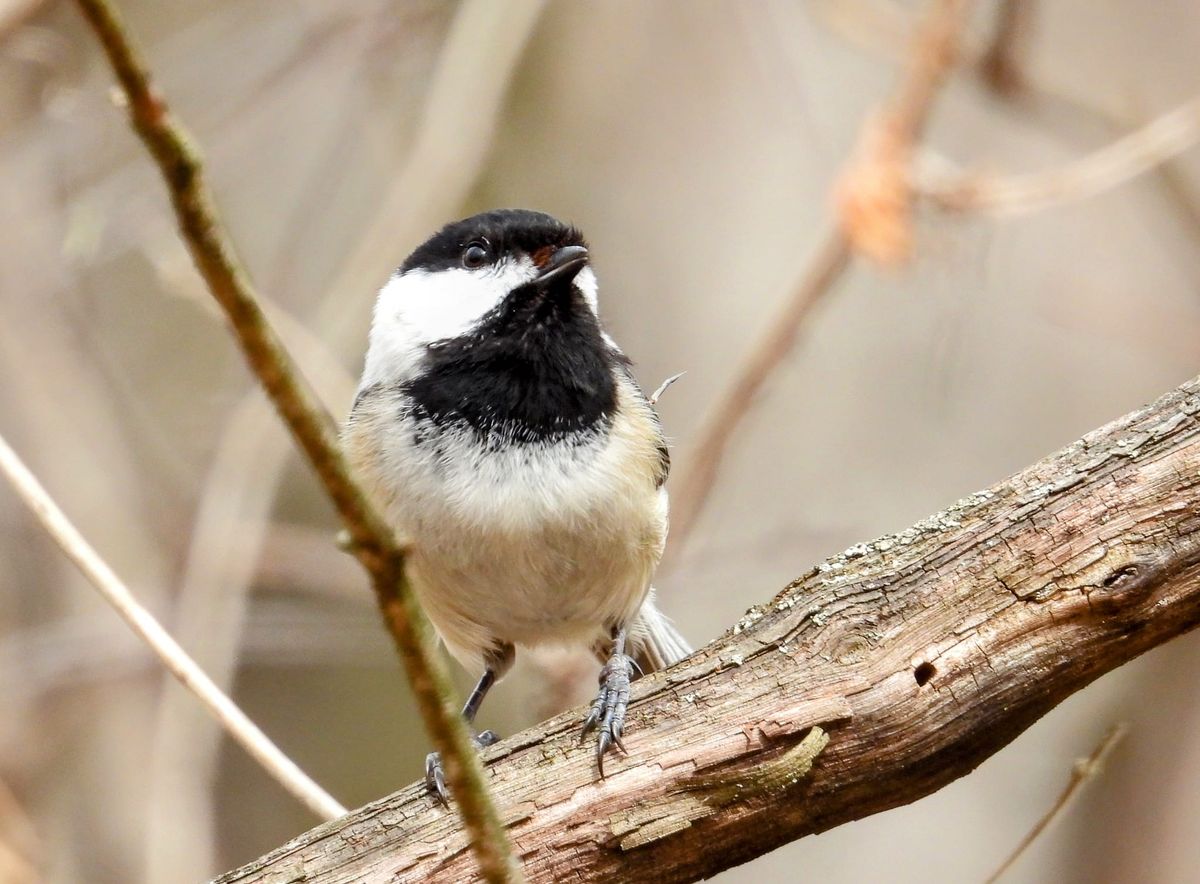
top-left (663, 228), bottom-right (850, 562)
top-left (985, 722), bottom-right (1128, 883)
top-left (919, 95), bottom-right (1200, 215)
top-left (69, 0), bottom-right (517, 879)
top-left (978, 0), bottom-right (1034, 98)
top-left (0, 432), bottom-right (345, 821)
top-left (835, 0), bottom-right (969, 265)
top-left (666, 0), bottom-right (968, 560)
top-left (216, 376), bottom-right (1200, 882)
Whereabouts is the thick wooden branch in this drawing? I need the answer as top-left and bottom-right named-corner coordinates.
top-left (217, 376), bottom-right (1200, 883)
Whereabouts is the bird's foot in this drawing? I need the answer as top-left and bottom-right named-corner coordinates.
top-left (425, 729), bottom-right (500, 804)
top-left (580, 652), bottom-right (635, 776)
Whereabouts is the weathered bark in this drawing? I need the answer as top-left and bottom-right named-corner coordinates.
top-left (217, 376), bottom-right (1200, 884)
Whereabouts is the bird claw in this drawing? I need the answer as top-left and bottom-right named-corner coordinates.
top-left (580, 653), bottom-right (634, 776)
top-left (425, 729), bottom-right (501, 804)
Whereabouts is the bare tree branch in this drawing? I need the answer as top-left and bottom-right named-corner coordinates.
top-left (978, 0), bottom-right (1034, 98)
top-left (667, 0), bottom-right (969, 561)
top-left (663, 228), bottom-right (850, 562)
top-left (69, 0), bottom-right (518, 878)
top-left (920, 96), bottom-right (1200, 215)
top-left (0, 774), bottom-right (39, 884)
top-left (835, 0), bottom-right (969, 265)
top-left (986, 723), bottom-right (1128, 884)
top-left (217, 376), bottom-right (1200, 883)
top-left (0, 432), bottom-right (346, 821)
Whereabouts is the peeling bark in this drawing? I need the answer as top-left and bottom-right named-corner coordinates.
top-left (216, 376), bottom-right (1200, 884)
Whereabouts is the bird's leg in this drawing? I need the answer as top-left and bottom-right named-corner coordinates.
top-left (581, 625), bottom-right (635, 776)
top-left (425, 643), bottom-right (512, 803)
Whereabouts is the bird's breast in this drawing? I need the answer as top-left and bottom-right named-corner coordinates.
top-left (343, 380), bottom-right (668, 665)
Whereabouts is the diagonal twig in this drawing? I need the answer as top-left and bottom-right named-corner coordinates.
top-left (69, 0), bottom-right (518, 879)
top-left (663, 228), bottom-right (850, 563)
top-left (835, 0), bottom-right (971, 265)
top-left (665, 0), bottom-right (971, 564)
top-left (919, 96), bottom-right (1200, 216)
top-left (0, 432), bottom-right (347, 821)
top-left (978, 0), bottom-right (1034, 97)
top-left (986, 723), bottom-right (1129, 883)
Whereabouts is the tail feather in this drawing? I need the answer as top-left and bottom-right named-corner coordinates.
top-left (629, 592), bottom-right (692, 673)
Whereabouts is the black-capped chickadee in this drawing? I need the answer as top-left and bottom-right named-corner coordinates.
top-left (344, 209), bottom-right (690, 800)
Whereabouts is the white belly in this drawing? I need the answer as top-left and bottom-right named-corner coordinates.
top-left (345, 389), bottom-right (668, 670)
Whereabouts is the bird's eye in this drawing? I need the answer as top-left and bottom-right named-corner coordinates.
top-left (462, 242), bottom-right (489, 269)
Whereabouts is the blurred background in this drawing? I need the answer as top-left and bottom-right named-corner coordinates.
top-left (2, 1), bottom-right (1199, 882)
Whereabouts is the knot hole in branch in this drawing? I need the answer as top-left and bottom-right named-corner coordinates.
top-left (914, 661), bottom-right (937, 687)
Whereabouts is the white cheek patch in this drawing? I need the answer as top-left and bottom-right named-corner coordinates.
top-left (574, 266), bottom-right (599, 311)
top-left (359, 259), bottom-right (536, 389)
top-left (390, 261), bottom-right (534, 343)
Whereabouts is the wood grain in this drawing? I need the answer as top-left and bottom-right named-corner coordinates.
top-left (217, 375), bottom-right (1200, 884)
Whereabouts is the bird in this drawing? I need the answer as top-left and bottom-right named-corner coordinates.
top-left (343, 208), bottom-right (691, 800)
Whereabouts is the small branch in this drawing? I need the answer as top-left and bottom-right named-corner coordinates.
top-left (921, 95), bottom-right (1200, 215)
top-left (218, 375), bottom-right (1200, 883)
top-left (667, 0), bottom-right (969, 562)
top-left (986, 723), bottom-right (1129, 883)
top-left (143, 260), bottom-right (358, 882)
top-left (0, 0), bottom-right (44, 41)
top-left (0, 775), bottom-right (39, 880)
top-left (978, 0), bottom-right (1033, 98)
top-left (0, 839), bottom-right (37, 884)
top-left (69, 0), bottom-right (517, 879)
top-left (836, 0), bottom-right (970, 265)
top-left (664, 228), bottom-right (850, 562)
top-left (0, 432), bottom-right (346, 822)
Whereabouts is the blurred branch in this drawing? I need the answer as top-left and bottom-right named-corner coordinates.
top-left (145, 244), bottom-right (358, 882)
top-left (978, 0), bottom-right (1033, 97)
top-left (0, 839), bottom-right (38, 884)
top-left (664, 228), bottom-right (849, 563)
top-left (0, 775), bottom-right (39, 883)
top-left (986, 723), bottom-right (1129, 883)
top-left (0, 432), bottom-right (347, 821)
top-left (69, 0), bottom-right (518, 880)
top-left (920, 96), bottom-right (1200, 215)
top-left (0, 0), bottom-right (43, 41)
top-left (835, 0), bottom-right (970, 265)
top-left (138, 4), bottom-right (547, 869)
top-left (667, 0), bottom-right (968, 561)
top-left (220, 375), bottom-right (1200, 882)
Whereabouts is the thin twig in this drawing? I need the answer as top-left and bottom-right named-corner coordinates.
top-left (649, 372), bottom-right (685, 406)
top-left (921, 96), bottom-right (1200, 215)
top-left (0, 432), bottom-right (347, 821)
top-left (0, 775), bottom-right (39, 878)
top-left (836, 0), bottom-right (971, 265)
top-left (664, 228), bottom-right (850, 563)
top-left (144, 248), bottom-right (358, 883)
top-left (986, 723), bottom-right (1129, 884)
top-left (978, 0), bottom-right (1033, 97)
top-left (0, 838), bottom-right (38, 884)
top-left (666, 0), bottom-right (970, 563)
top-left (69, 1), bottom-right (518, 880)
top-left (137, 4), bottom-right (547, 870)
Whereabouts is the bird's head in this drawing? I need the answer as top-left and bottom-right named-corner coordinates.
top-left (362, 209), bottom-right (599, 387)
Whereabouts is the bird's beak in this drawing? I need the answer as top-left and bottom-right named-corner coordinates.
top-left (534, 245), bottom-right (589, 287)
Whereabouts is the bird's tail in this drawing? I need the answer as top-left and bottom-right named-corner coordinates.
top-left (629, 592), bottom-right (692, 673)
